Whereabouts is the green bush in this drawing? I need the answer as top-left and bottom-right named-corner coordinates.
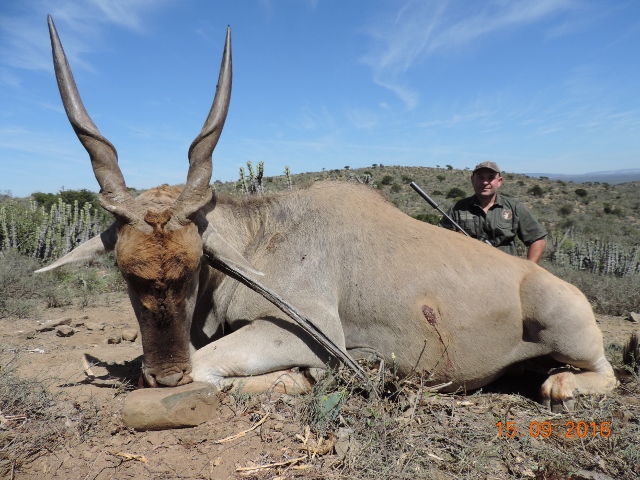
top-left (446, 187), bottom-right (466, 199)
top-left (558, 204), bottom-right (574, 216)
top-left (529, 185), bottom-right (544, 197)
top-left (32, 188), bottom-right (101, 213)
top-left (413, 213), bottom-right (441, 225)
top-left (0, 197), bottom-right (103, 261)
top-left (390, 183), bottom-right (401, 193)
top-left (575, 188), bottom-right (588, 197)
top-left (381, 175), bottom-right (394, 186)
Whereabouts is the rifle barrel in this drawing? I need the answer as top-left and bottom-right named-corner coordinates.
top-left (409, 182), bottom-right (470, 237)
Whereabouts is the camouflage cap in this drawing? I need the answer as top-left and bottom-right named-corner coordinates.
top-left (472, 161), bottom-right (501, 174)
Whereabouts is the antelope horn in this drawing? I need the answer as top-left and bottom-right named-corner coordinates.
top-left (170, 26), bottom-right (232, 226)
top-left (48, 15), bottom-right (143, 226)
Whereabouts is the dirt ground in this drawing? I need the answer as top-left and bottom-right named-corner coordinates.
top-left (1, 293), bottom-right (639, 479)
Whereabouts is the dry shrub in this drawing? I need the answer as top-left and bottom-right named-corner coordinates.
top-left (0, 355), bottom-right (104, 476)
top-left (0, 250), bottom-right (126, 318)
top-left (294, 361), bottom-right (640, 479)
top-left (545, 263), bottom-right (640, 316)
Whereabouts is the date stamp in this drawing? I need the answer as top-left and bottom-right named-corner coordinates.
top-left (496, 421), bottom-right (612, 439)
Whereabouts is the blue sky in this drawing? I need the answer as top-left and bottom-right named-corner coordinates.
top-left (1, 0), bottom-right (639, 197)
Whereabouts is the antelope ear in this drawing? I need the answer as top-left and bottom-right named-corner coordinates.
top-left (201, 224), bottom-right (263, 277)
top-left (35, 223), bottom-right (117, 273)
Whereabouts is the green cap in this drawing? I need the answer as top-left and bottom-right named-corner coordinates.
top-left (472, 161), bottom-right (501, 173)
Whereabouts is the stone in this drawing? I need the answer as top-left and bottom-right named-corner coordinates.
top-left (24, 330), bottom-right (36, 340)
top-left (629, 312), bottom-right (640, 324)
top-left (335, 427), bottom-right (353, 459)
top-left (56, 325), bottom-right (74, 337)
top-left (121, 382), bottom-right (219, 430)
top-left (107, 334), bottom-right (122, 344)
top-left (72, 318), bottom-right (86, 327)
top-left (86, 322), bottom-right (105, 331)
top-left (121, 329), bottom-right (138, 342)
top-left (36, 317), bottom-right (72, 332)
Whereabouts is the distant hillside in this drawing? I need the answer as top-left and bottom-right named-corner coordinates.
top-left (213, 164), bottom-right (640, 246)
top-left (5, 164), bottom-right (638, 246)
top-left (524, 169), bottom-right (640, 185)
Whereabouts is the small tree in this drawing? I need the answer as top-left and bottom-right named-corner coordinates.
top-left (446, 187), bottom-right (466, 199)
top-left (381, 175), bottom-right (394, 186)
top-left (238, 161), bottom-right (265, 195)
top-left (436, 175), bottom-right (445, 182)
top-left (575, 188), bottom-right (588, 197)
top-left (446, 165), bottom-right (453, 171)
top-left (558, 204), bottom-right (574, 216)
top-left (529, 185), bottom-right (544, 197)
top-left (284, 166), bottom-right (292, 189)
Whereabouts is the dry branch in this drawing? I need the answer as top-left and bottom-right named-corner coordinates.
top-left (213, 413), bottom-right (270, 444)
top-left (236, 455), bottom-right (307, 472)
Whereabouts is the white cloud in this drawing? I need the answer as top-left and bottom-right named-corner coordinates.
top-left (361, 0), bottom-right (576, 108)
top-left (0, 0), bottom-right (171, 74)
top-left (345, 107), bottom-right (379, 130)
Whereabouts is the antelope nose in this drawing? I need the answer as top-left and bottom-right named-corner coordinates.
top-left (155, 371), bottom-right (184, 387)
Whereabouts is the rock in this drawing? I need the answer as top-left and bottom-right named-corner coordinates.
top-left (36, 317), bottom-right (72, 332)
top-left (24, 330), bottom-right (36, 340)
top-left (121, 382), bottom-right (219, 430)
top-left (629, 312), bottom-right (640, 324)
top-left (335, 427), bottom-right (353, 459)
top-left (86, 322), bottom-right (105, 331)
top-left (121, 329), bottom-right (138, 342)
top-left (107, 333), bottom-right (122, 344)
top-left (56, 325), bottom-right (74, 337)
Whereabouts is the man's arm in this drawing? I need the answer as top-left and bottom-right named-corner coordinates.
top-left (527, 238), bottom-right (546, 264)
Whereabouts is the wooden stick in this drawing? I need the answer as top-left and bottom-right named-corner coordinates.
top-left (236, 455), bottom-right (307, 472)
top-left (107, 452), bottom-right (148, 463)
top-left (213, 413), bottom-right (270, 444)
top-left (205, 256), bottom-right (371, 387)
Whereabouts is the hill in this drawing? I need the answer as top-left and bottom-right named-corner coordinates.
top-left (214, 164), bottom-right (640, 246)
top-left (524, 168), bottom-right (640, 185)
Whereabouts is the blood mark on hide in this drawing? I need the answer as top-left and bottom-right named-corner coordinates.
top-left (422, 304), bottom-right (452, 370)
top-left (422, 305), bottom-right (437, 326)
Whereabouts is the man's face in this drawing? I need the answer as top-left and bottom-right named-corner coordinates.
top-left (471, 168), bottom-right (503, 199)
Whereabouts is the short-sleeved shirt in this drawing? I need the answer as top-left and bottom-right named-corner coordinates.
top-left (439, 194), bottom-right (546, 256)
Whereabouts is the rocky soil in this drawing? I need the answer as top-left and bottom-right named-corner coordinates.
top-left (1, 293), bottom-right (639, 479)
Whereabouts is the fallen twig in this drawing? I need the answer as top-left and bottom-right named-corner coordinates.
top-left (299, 434), bottom-right (338, 456)
top-left (213, 413), bottom-right (270, 444)
top-left (236, 455), bottom-right (307, 472)
top-left (81, 354), bottom-right (126, 388)
top-left (425, 381), bottom-right (453, 392)
top-left (107, 451), bottom-right (148, 463)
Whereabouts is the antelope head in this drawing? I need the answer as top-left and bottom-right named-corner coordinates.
top-left (39, 16), bottom-right (261, 387)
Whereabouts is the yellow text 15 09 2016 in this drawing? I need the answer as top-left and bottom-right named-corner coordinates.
top-left (496, 421), bottom-right (611, 439)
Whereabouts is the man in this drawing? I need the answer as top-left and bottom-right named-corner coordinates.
top-left (439, 161), bottom-right (547, 263)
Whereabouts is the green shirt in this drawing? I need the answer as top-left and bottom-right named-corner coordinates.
top-left (439, 194), bottom-right (547, 256)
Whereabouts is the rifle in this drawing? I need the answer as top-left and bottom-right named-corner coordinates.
top-left (409, 182), bottom-right (470, 237)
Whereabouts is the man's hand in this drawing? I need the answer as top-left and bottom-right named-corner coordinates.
top-left (527, 238), bottom-right (546, 264)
